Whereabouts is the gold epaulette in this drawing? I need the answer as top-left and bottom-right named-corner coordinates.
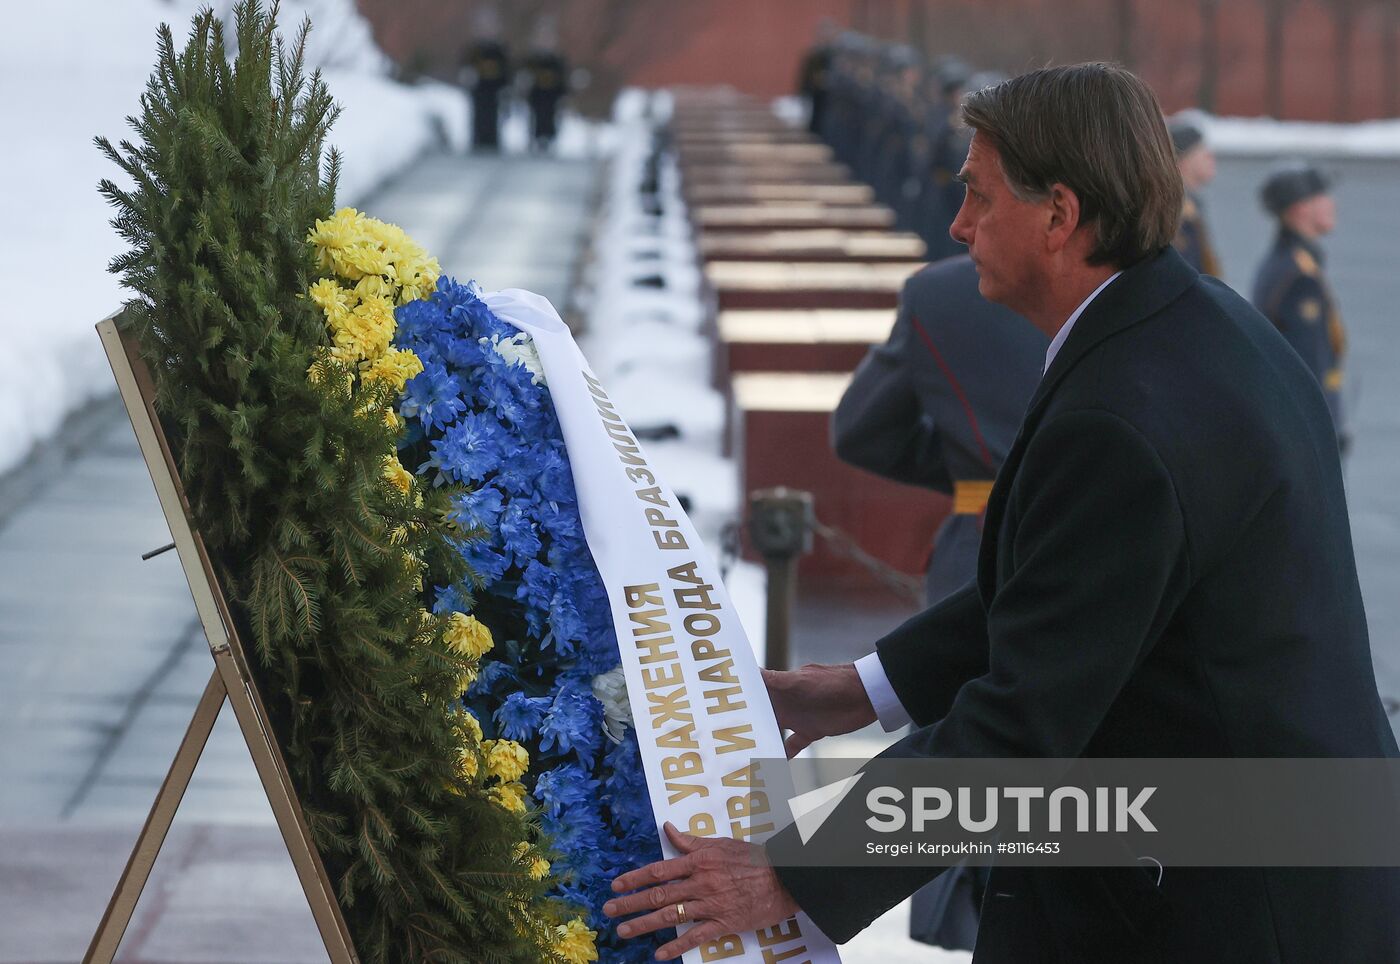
top-left (1293, 248), bottom-right (1319, 277)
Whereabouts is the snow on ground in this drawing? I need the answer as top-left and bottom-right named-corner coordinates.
top-left (0, 0), bottom-right (467, 478)
top-left (1202, 113), bottom-right (1400, 158)
top-left (578, 89), bottom-right (768, 660)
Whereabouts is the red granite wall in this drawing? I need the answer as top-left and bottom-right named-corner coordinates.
top-left (359, 0), bottom-right (1400, 121)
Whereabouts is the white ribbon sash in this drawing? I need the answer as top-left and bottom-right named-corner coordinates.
top-left (484, 289), bottom-right (840, 964)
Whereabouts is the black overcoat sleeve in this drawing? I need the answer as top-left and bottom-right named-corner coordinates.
top-left (772, 409), bottom-right (1193, 942)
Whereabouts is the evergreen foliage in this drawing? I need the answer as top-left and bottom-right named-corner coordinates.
top-left (97, 4), bottom-right (564, 959)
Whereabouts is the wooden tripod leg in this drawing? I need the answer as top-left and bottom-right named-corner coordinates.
top-left (83, 667), bottom-right (227, 964)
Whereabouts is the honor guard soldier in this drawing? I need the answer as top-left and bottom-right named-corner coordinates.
top-left (857, 45), bottom-right (908, 186)
top-left (1168, 113), bottom-right (1222, 275)
top-left (1252, 161), bottom-right (1349, 452)
top-left (462, 30), bottom-right (510, 152)
top-left (832, 254), bottom-right (1047, 953)
top-left (523, 22), bottom-right (565, 153)
top-left (871, 46), bottom-right (923, 223)
top-left (914, 58), bottom-right (971, 259)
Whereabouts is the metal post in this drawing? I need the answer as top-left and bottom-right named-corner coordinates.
top-left (747, 487), bottom-right (814, 671)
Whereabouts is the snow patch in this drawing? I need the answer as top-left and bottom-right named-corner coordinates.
top-left (0, 0), bottom-right (469, 477)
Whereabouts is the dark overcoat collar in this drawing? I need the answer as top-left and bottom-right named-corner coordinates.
top-left (1025, 246), bottom-right (1198, 421)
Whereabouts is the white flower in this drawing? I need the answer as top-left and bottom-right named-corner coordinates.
top-left (592, 665), bottom-right (633, 744)
top-left (481, 332), bottom-right (547, 386)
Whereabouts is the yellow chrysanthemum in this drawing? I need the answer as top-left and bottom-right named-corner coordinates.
top-left (381, 456), bottom-right (413, 495)
top-left (384, 407), bottom-right (403, 432)
top-left (330, 296), bottom-right (394, 362)
top-left (444, 612), bottom-right (494, 659)
top-left (308, 277), bottom-right (354, 325)
top-left (363, 347), bottom-right (424, 392)
top-left (306, 208), bottom-right (366, 270)
top-left (353, 273), bottom-right (394, 303)
top-left (459, 709), bottom-right (484, 744)
top-left (553, 918), bottom-right (598, 964)
top-left (482, 739), bottom-right (530, 783)
top-left (491, 781), bottom-right (528, 813)
top-left (456, 746), bottom-right (479, 781)
top-left (305, 208), bottom-right (439, 396)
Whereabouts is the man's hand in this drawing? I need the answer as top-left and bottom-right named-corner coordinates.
top-left (763, 662), bottom-right (877, 757)
top-left (605, 822), bottom-right (800, 960)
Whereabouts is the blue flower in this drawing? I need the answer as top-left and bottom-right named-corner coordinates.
top-left (495, 692), bottom-right (550, 740)
top-left (451, 485), bottom-right (505, 537)
top-left (431, 582), bottom-right (474, 617)
top-left (515, 559), bottom-right (556, 617)
top-left (539, 679), bottom-right (604, 766)
top-left (397, 274), bottom-right (665, 960)
top-left (468, 659), bottom-right (517, 703)
top-left (459, 539), bottom-right (509, 587)
top-left (534, 762), bottom-right (601, 818)
top-left (427, 411), bottom-right (507, 483)
top-left (400, 360), bottom-right (466, 431)
top-left (499, 500), bottom-right (542, 567)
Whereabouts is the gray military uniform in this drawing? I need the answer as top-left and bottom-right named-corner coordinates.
top-left (833, 255), bottom-right (1046, 603)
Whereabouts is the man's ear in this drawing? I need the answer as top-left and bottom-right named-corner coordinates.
top-left (1044, 183), bottom-right (1082, 253)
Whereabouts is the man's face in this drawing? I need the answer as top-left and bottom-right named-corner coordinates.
top-left (1285, 193), bottom-right (1336, 238)
top-left (949, 132), bottom-right (1049, 311)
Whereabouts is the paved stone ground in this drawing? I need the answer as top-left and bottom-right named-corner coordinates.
top-left (2, 149), bottom-right (1397, 964)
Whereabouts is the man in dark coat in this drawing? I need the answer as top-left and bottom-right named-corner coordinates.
top-left (605, 64), bottom-right (1399, 963)
top-left (833, 254), bottom-right (1046, 951)
top-left (1252, 161), bottom-right (1348, 452)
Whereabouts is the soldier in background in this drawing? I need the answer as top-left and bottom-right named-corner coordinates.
top-left (521, 18), bottom-right (568, 153)
top-left (1168, 113), bottom-right (1222, 275)
top-left (856, 46), bottom-right (907, 186)
top-left (797, 20), bottom-right (838, 135)
top-left (913, 58), bottom-right (971, 260)
top-left (870, 46), bottom-right (923, 222)
top-left (1252, 162), bottom-right (1349, 453)
top-left (462, 7), bottom-right (511, 153)
top-left (832, 255), bottom-right (1047, 954)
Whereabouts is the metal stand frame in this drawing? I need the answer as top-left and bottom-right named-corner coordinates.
top-left (84, 313), bottom-right (358, 963)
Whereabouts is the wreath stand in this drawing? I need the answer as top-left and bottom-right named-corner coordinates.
top-left (83, 312), bottom-right (358, 963)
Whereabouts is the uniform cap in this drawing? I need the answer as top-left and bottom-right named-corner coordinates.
top-left (1167, 116), bottom-right (1204, 156)
top-left (1259, 160), bottom-right (1332, 216)
top-left (933, 57), bottom-right (972, 95)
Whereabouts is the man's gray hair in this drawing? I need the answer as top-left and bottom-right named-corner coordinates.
top-left (961, 63), bottom-right (1184, 268)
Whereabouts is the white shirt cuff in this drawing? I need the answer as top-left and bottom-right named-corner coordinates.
top-left (854, 651), bottom-right (913, 732)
